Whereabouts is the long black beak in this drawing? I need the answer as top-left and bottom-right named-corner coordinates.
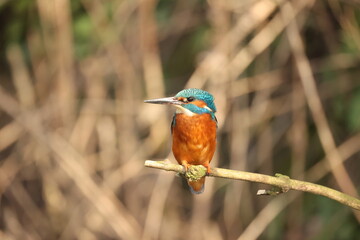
top-left (144, 97), bottom-right (183, 105)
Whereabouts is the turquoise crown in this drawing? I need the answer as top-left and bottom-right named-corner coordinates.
top-left (175, 88), bottom-right (216, 117)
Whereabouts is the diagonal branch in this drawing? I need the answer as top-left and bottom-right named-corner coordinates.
top-left (145, 160), bottom-right (360, 211)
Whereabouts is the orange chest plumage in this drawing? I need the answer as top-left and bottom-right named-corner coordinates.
top-left (171, 113), bottom-right (217, 168)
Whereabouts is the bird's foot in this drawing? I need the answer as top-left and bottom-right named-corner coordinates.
top-left (203, 163), bottom-right (211, 175)
top-left (181, 162), bottom-right (190, 172)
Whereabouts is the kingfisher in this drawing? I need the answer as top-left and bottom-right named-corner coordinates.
top-left (144, 88), bottom-right (217, 194)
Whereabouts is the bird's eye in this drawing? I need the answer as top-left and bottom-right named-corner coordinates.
top-left (187, 96), bottom-right (195, 102)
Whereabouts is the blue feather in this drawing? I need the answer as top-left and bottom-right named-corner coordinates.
top-left (175, 88), bottom-right (217, 113)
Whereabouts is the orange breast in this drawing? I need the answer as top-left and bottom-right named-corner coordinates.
top-left (172, 113), bottom-right (217, 167)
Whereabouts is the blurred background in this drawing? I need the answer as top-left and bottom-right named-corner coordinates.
top-left (0, 0), bottom-right (360, 239)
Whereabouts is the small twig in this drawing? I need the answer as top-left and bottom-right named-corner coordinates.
top-left (144, 160), bottom-right (360, 210)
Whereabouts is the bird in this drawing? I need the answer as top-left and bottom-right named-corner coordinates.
top-left (144, 88), bottom-right (217, 194)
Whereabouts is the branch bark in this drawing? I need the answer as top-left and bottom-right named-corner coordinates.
top-left (144, 160), bottom-right (360, 210)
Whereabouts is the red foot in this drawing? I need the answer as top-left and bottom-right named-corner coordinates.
top-left (203, 163), bottom-right (211, 174)
top-left (181, 162), bottom-right (189, 172)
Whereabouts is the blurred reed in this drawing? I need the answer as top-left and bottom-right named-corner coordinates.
top-left (0, 0), bottom-right (359, 239)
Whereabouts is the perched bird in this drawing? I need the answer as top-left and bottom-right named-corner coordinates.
top-left (144, 88), bottom-right (217, 194)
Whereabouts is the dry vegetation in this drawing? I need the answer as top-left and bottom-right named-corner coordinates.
top-left (0, 0), bottom-right (360, 239)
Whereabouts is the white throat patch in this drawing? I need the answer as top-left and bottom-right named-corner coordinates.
top-left (175, 105), bottom-right (196, 116)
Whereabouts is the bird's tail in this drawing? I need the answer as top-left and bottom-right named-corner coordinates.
top-left (187, 176), bottom-right (205, 194)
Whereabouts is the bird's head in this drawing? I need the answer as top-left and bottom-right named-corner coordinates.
top-left (144, 88), bottom-right (216, 119)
